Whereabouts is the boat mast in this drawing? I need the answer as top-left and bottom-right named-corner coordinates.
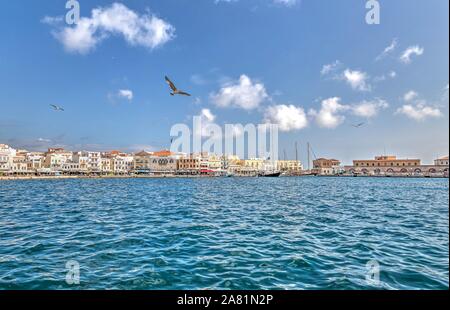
top-left (307, 142), bottom-right (310, 171)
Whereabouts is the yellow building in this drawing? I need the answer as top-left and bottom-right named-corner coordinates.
top-left (277, 160), bottom-right (303, 173)
top-left (243, 158), bottom-right (265, 171)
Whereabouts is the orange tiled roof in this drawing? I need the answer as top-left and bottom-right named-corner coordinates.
top-left (153, 150), bottom-right (172, 157)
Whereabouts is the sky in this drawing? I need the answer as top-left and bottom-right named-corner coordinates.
top-left (0, 0), bottom-right (448, 165)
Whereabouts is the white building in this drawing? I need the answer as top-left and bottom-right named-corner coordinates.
top-left (435, 156), bottom-right (449, 166)
top-left (0, 144), bottom-right (16, 174)
top-left (100, 157), bottom-right (113, 174)
top-left (26, 152), bottom-right (45, 172)
top-left (61, 162), bottom-right (82, 174)
top-left (43, 148), bottom-right (73, 171)
top-left (11, 155), bottom-right (29, 174)
top-left (112, 155), bottom-right (134, 174)
top-left (72, 151), bottom-right (101, 173)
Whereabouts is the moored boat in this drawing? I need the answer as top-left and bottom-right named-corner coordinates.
top-left (258, 171), bottom-right (282, 177)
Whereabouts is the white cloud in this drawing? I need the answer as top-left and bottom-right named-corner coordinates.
top-left (309, 97), bottom-right (349, 129)
top-left (321, 60), bottom-right (341, 76)
top-left (342, 69), bottom-right (371, 91)
top-left (403, 90), bottom-right (418, 102)
top-left (118, 89), bottom-right (133, 101)
top-left (45, 3), bottom-right (175, 54)
top-left (397, 90), bottom-right (442, 121)
top-left (400, 45), bottom-right (424, 64)
top-left (376, 38), bottom-right (398, 61)
top-left (211, 75), bottom-right (269, 110)
top-left (37, 138), bottom-right (52, 143)
top-left (264, 104), bottom-right (308, 132)
top-left (352, 99), bottom-right (389, 118)
top-left (195, 109), bottom-right (218, 137)
top-left (396, 103), bottom-right (442, 121)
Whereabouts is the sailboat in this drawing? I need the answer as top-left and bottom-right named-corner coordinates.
top-left (258, 171), bottom-right (282, 177)
top-left (258, 155), bottom-right (281, 177)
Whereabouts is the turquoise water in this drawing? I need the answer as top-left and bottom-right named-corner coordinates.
top-left (0, 177), bottom-right (448, 290)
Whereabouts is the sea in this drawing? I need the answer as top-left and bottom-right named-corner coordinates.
top-left (0, 177), bottom-right (448, 290)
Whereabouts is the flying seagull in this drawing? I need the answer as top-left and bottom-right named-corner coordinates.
top-left (352, 122), bottom-right (365, 128)
top-left (50, 104), bottom-right (65, 112)
top-left (165, 76), bottom-right (191, 97)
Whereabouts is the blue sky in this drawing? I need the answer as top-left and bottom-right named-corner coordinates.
top-left (0, 0), bottom-right (448, 164)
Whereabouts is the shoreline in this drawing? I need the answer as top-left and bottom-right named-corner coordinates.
top-left (0, 175), bottom-right (448, 181)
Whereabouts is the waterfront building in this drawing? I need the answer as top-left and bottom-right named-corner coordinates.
top-left (85, 152), bottom-right (101, 173)
top-left (344, 155), bottom-right (448, 177)
top-left (312, 158), bottom-right (342, 176)
top-left (435, 156), bottom-right (449, 166)
top-left (148, 150), bottom-right (178, 175)
top-left (177, 156), bottom-right (201, 175)
top-left (71, 152), bottom-right (89, 171)
top-left (26, 152), bottom-right (45, 171)
top-left (71, 151), bottom-right (101, 173)
top-left (224, 155), bottom-right (245, 176)
top-left (244, 158), bottom-right (265, 170)
top-left (61, 162), bottom-right (82, 174)
top-left (345, 155), bottom-right (420, 176)
top-left (133, 151), bottom-right (154, 173)
top-left (111, 154), bottom-right (134, 175)
top-left (205, 154), bottom-right (223, 175)
top-left (235, 167), bottom-right (259, 176)
top-left (100, 157), bottom-right (113, 174)
top-left (43, 148), bottom-right (73, 170)
top-left (0, 144), bottom-right (16, 174)
top-left (277, 160), bottom-right (303, 174)
top-left (11, 155), bottom-right (29, 175)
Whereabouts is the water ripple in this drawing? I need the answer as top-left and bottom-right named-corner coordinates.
top-left (0, 177), bottom-right (448, 290)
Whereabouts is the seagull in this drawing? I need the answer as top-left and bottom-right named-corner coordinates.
top-left (352, 122), bottom-right (365, 128)
top-left (50, 104), bottom-right (65, 112)
top-left (165, 76), bottom-right (191, 97)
